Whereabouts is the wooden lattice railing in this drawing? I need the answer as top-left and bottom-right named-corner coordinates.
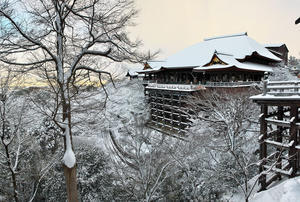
top-left (205, 81), bottom-right (260, 87)
top-left (145, 81), bottom-right (260, 91)
top-left (263, 80), bottom-right (300, 96)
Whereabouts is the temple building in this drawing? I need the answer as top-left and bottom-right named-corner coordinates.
top-left (265, 43), bottom-right (289, 65)
top-left (138, 32), bottom-right (283, 136)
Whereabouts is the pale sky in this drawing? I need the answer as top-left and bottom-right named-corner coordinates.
top-left (131, 0), bottom-right (300, 60)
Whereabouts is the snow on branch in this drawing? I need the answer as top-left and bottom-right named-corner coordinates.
top-left (0, 10), bottom-right (58, 62)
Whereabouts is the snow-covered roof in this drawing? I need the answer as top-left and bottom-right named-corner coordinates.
top-left (136, 61), bottom-right (165, 73)
top-left (194, 53), bottom-right (274, 72)
top-left (144, 32), bottom-right (280, 72)
top-left (127, 70), bottom-right (139, 76)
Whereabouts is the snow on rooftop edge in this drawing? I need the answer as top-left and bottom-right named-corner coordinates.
top-left (204, 32), bottom-right (247, 41)
top-left (250, 94), bottom-right (300, 100)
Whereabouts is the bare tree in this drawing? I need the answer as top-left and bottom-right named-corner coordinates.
top-left (0, 70), bottom-right (52, 202)
top-left (184, 88), bottom-right (261, 202)
top-left (108, 114), bottom-right (176, 202)
top-left (0, 71), bottom-right (22, 202)
top-left (0, 0), bottom-right (154, 200)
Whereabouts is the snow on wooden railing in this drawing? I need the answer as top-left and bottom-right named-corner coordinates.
top-left (145, 81), bottom-right (260, 90)
top-left (146, 82), bottom-right (204, 91)
top-left (262, 80), bottom-right (300, 96)
top-left (205, 81), bottom-right (260, 87)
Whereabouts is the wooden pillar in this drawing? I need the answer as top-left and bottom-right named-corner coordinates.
top-left (171, 93), bottom-right (174, 132)
top-left (179, 92), bottom-right (183, 133)
top-left (259, 104), bottom-right (268, 191)
top-left (155, 92), bottom-right (158, 124)
top-left (162, 93), bottom-right (166, 129)
top-left (289, 105), bottom-right (298, 177)
top-left (276, 106), bottom-right (284, 180)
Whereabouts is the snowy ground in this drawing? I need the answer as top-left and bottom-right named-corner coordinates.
top-left (251, 177), bottom-right (300, 202)
top-left (225, 176), bottom-right (300, 202)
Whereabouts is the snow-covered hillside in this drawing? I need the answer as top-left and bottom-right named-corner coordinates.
top-left (72, 79), bottom-right (149, 146)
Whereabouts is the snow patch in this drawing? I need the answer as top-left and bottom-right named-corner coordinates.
top-left (62, 121), bottom-right (76, 168)
top-left (63, 148), bottom-right (76, 168)
top-left (252, 177), bottom-right (300, 202)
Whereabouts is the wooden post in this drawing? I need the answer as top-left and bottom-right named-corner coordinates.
top-left (179, 92), bottom-right (183, 134)
top-left (259, 104), bottom-right (268, 191)
top-left (276, 106), bottom-right (283, 180)
top-left (289, 105), bottom-right (298, 177)
top-left (171, 93), bottom-right (174, 132)
top-left (154, 92), bottom-right (157, 123)
top-left (162, 93), bottom-right (166, 129)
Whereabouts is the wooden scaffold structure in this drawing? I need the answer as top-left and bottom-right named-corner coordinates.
top-left (146, 83), bottom-right (196, 136)
top-left (251, 80), bottom-right (300, 191)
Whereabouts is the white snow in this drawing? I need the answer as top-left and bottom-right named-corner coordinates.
top-left (141, 33), bottom-right (280, 73)
top-left (204, 32), bottom-right (247, 41)
top-left (62, 147), bottom-right (76, 168)
top-left (146, 83), bottom-right (201, 91)
top-left (62, 121), bottom-right (76, 168)
top-left (250, 94), bottom-right (300, 100)
top-left (194, 53), bottom-right (273, 72)
top-left (251, 176), bottom-right (300, 202)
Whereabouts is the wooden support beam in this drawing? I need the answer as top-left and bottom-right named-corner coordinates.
top-left (259, 104), bottom-right (268, 190)
top-left (265, 118), bottom-right (290, 128)
top-left (171, 93), bottom-right (174, 131)
top-left (289, 106), bottom-right (298, 177)
top-left (264, 140), bottom-right (293, 149)
top-left (276, 106), bottom-right (283, 180)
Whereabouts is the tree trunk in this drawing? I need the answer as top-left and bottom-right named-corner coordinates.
top-left (63, 165), bottom-right (78, 202)
top-left (61, 84), bottom-right (79, 202)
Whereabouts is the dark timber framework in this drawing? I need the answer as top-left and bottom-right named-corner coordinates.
top-left (251, 81), bottom-right (300, 191)
top-left (147, 89), bottom-right (192, 136)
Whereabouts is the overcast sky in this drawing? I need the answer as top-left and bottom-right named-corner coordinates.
top-left (131, 0), bottom-right (300, 60)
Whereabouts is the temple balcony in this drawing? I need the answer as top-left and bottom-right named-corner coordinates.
top-left (146, 82), bottom-right (204, 92)
top-left (205, 81), bottom-right (261, 87)
top-left (144, 80), bottom-right (261, 91)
